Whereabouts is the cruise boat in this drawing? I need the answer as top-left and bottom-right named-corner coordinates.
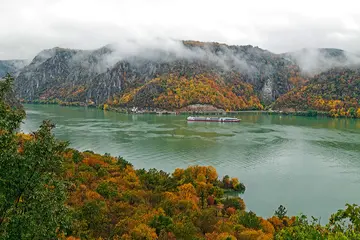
top-left (187, 116), bottom-right (240, 122)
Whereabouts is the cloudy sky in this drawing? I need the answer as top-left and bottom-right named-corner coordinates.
top-left (1, 0), bottom-right (360, 59)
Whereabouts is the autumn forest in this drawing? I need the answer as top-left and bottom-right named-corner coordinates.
top-left (7, 39), bottom-right (358, 119)
top-left (2, 74), bottom-right (360, 239)
top-left (22, 66), bottom-right (360, 118)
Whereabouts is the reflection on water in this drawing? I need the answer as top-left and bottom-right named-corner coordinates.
top-left (21, 104), bottom-right (360, 221)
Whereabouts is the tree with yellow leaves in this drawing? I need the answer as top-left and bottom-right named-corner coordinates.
top-left (130, 224), bottom-right (158, 240)
top-left (178, 183), bottom-right (197, 200)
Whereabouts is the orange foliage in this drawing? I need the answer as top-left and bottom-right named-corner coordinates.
top-left (82, 155), bottom-right (109, 168)
top-left (154, 75), bottom-right (262, 111)
top-left (206, 227), bottom-right (237, 240)
top-left (231, 178), bottom-right (239, 189)
top-left (113, 74), bottom-right (263, 111)
top-left (40, 144), bottom-right (298, 239)
top-left (66, 237), bottom-right (80, 240)
top-left (237, 229), bottom-right (272, 240)
top-left (207, 196), bottom-right (215, 206)
top-left (226, 207), bottom-right (236, 216)
top-left (174, 165), bottom-right (218, 184)
top-left (85, 190), bottom-right (103, 200)
top-left (178, 183), bottom-right (197, 200)
top-left (260, 219), bottom-right (275, 235)
top-left (274, 69), bottom-right (360, 117)
top-left (172, 168), bottom-right (185, 180)
top-left (119, 88), bottom-right (139, 104)
top-left (288, 71), bottom-right (308, 88)
top-left (267, 216), bottom-right (295, 232)
top-left (205, 232), bottom-right (219, 240)
top-left (16, 133), bottom-right (33, 154)
top-left (164, 191), bottom-right (178, 202)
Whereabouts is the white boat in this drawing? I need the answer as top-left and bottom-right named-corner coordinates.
top-left (187, 116), bottom-right (240, 122)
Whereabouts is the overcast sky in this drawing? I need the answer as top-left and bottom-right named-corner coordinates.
top-left (1, 0), bottom-right (360, 59)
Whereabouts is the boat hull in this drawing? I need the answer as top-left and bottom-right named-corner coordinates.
top-left (187, 119), bottom-right (240, 122)
top-left (187, 117), bottom-right (240, 122)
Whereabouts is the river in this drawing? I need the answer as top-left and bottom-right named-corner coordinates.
top-left (21, 104), bottom-right (360, 221)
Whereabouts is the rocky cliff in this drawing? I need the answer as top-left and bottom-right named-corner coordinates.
top-left (13, 41), bottom-right (301, 107)
top-left (12, 41), bottom-right (360, 110)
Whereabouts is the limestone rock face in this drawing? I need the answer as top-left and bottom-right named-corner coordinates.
top-left (12, 41), bottom-right (357, 107)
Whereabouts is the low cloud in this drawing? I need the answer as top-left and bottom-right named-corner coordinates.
top-left (2, 0), bottom-right (360, 74)
top-left (285, 48), bottom-right (360, 75)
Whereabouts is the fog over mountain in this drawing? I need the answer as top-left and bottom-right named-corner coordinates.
top-left (0, 60), bottom-right (28, 78)
top-left (2, 0), bottom-right (360, 111)
top-left (7, 39), bottom-right (359, 109)
top-left (1, 0), bottom-right (360, 59)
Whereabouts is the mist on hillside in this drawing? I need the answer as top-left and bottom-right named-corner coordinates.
top-left (17, 37), bottom-right (360, 79)
top-left (284, 48), bottom-right (360, 75)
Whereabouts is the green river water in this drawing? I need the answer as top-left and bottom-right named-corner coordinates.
top-left (21, 104), bottom-right (360, 221)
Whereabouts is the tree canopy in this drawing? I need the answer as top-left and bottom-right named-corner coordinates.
top-left (1, 74), bottom-right (360, 239)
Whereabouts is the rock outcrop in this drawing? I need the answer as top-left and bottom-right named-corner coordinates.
top-left (11, 41), bottom-right (360, 110)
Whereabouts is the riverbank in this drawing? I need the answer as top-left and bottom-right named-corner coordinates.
top-left (20, 99), bottom-right (266, 115)
top-left (20, 99), bottom-right (360, 119)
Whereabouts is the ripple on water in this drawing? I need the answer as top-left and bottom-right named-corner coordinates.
top-left (247, 128), bottom-right (277, 134)
top-left (311, 140), bottom-right (360, 152)
top-left (65, 118), bottom-right (110, 122)
top-left (146, 129), bottom-right (235, 138)
top-left (21, 104), bottom-right (360, 221)
top-left (156, 124), bottom-right (179, 129)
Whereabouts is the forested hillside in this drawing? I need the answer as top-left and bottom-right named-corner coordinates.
top-left (2, 41), bottom-right (358, 115)
top-left (13, 41), bottom-right (303, 109)
top-left (111, 74), bottom-right (263, 111)
top-left (273, 68), bottom-right (360, 117)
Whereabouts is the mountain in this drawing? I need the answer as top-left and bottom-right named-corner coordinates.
top-left (15, 46), bottom-right (112, 103)
top-left (0, 60), bottom-right (28, 78)
top-left (273, 67), bottom-right (360, 117)
top-left (13, 41), bottom-right (305, 110)
top-left (12, 41), bottom-right (360, 111)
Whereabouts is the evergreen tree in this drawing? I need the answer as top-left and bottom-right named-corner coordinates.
top-left (275, 205), bottom-right (288, 219)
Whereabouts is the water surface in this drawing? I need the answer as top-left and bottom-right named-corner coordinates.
top-left (21, 104), bottom-right (360, 221)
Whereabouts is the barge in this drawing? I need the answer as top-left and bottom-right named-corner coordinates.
top-left (187, 116), bottom-right (240, 122)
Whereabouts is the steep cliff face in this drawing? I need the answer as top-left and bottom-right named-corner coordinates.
top-left (14, 46), bottom-right (115, 101)
top-left (14, 41), bottom-right (303, 108)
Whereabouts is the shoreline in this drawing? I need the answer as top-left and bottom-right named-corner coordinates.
top-left (21, 100), bottom-right (360, 119)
